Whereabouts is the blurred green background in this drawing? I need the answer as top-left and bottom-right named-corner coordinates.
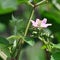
top-left (0, 0), bottom-right (60, 60)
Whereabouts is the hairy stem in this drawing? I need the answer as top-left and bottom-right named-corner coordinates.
top-left (24, 9), bottom-right (34, 36)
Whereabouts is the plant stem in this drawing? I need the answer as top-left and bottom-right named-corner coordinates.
top-left (15, 9), bottom-right (35, 59)
top-left (28, 1), bottom-right (34, 7)
top-left (35, 0), bottom-right (47, 7)
top-left (38, 37), bottom-right (47, 44)
top-left (24, 9), bottom-right (34, 36)
top-left (15, 39), bottom-right (22, 60)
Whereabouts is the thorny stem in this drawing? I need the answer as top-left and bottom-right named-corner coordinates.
top-left (24, 9), bottom-right (34, 36)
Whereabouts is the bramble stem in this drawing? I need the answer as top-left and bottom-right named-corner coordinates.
top-left (36, 0), bottom-right (47, 7)
top-left (28, 1), bottom-right (34, 7)
top-left (24, 9), bottom-right (34, 36)
top-left (38, 37), bottom-right (47, 44)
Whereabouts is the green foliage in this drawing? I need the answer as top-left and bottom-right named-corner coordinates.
top-left (0, 0), bottom-right (29, 14)
top-left (0, 0), bottom-right (18, 14)
top-left (38, 3), bottom-right (60, 23)
top-left (0, 37), bottom-right (9, 45)
top-left (17, 0), bottom-right (28, 4)
top-left (33, 0), bottom-right (42, 3)
top-left (0, 37), bottom-right (11, 59)
top-left (19, 42), bottom-right (46, 60)
top-left (0, 23), bottom-right (6, 32)
top-left (24, 37), bottom-right (35, 46)
top-left (10, 16), bottom-right (28, 35)
top-left (51, 50), bottom-right (60, 60)
top-left (7, 35), bottom-right (35, 46)
top-left (0, 0), bottom-right (60, 60)
top-left (53, 44), bottom-right (60, 49)
top-left (38, 1), bottom-right (60, 43)
top-left (0, 47), bottom-right (11, 58)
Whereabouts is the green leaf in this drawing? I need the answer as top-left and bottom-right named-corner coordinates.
top-left (34, 0), bottom-right (41, 3)
top-left (43, 28), bottom-right (52, 37)
top-left (51, 56), bottom-right (55, 60)
top-left (10, 16), bottom-right (28, 35)
top-left (55, 32), bottom-right (60, 42)
top-left (51, 50), bottom-right (60, 60)
top-left (7, 35), bottom-right (20, 41)
top-left (24, 37), bottom-right (35, 46)
top-left (0, 37), bottom-right (11, 59)
top-left (0, 47), bottom-right (11, 60)
top-left (0, 37), bottom-right (9, 45)
top-left (53, 44), bottom-right (60, 49)
top-left (43, 11), bottom-right (60, 24)
top-left (0, 0), bottom-right (18, 14)
top-left (38, 3), bottom-right (60, 24)
top-left (41, 45), bottom-right (46, 49)
top-left (0, 23), bottom-right (6, 32)
top-left (0, 44), bottom-right (7, 49)
top-left (0, 0), bottom-right (28, 14)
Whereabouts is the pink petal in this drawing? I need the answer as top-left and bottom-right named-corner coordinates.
top-left (36, 19), bottom-right (40, 23)
top-left (31, 20), bottom-right (35, 24)
top-left (46, 24), bottom-right (52, 27)
top-left (41, 23), bottom-right (52, 28)
top-left (42, 18), bottom-right (47, 24)
top-left (32, 23), bottom-right (38, 27)
top-left (31, 20), bottom-right (38, 27)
